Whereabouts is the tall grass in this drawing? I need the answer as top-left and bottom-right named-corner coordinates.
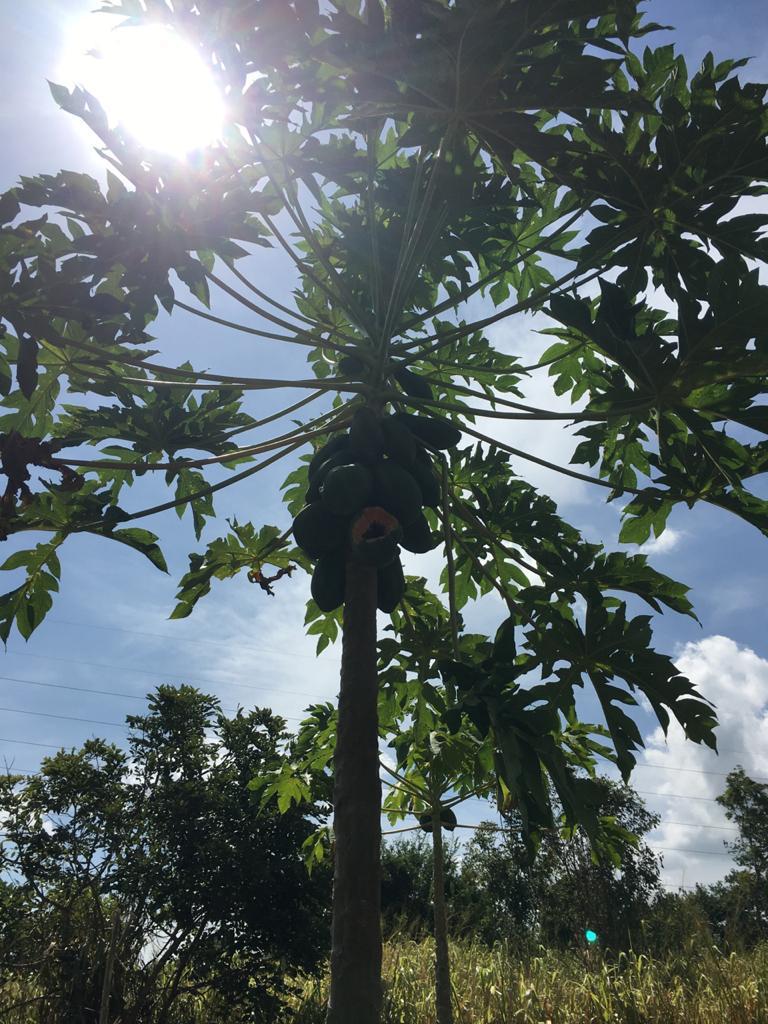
top-left (291, 940), bottom-right (768, 1024)
top-left (3, 942), bottom-right (766, 1022)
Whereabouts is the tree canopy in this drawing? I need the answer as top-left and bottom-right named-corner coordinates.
top-left (0, 687), bottom-right (329, 1022)
top-left (1, 2), bottom-right (767, 1020)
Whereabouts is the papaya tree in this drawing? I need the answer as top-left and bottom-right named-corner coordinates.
top-left (376, 592), bottom-right (639, 1024)
top-left (1, 3), bottom-right (768, 1023)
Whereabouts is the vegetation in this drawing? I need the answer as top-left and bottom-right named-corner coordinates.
top-left (0, 689), bottom-right (329, 1023)
top-left (2, 720), bottom-right (766, 1023)
top-left (1, 0), bottom-right (767, 1020)
top-left (289, 939), bottom-right (768, 1024)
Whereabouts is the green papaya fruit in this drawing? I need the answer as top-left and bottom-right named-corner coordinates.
top-left (292, 503), bottom-right (349, 559)
top-left (350, 506), bottom-right (403, 567)
top-left (372, 461), bottom-right (423, 525)
top-left (377, 556), bottom-right (405, 613)
top-left (320, 463), bottom-right (374, 517)
top-left (381, 415), bottom-right (417, 467)
top-left (393, 412), bottom-right (461, 450)
top-left (308, 433), bottom-right (351, 479)
top-left (410, 447), bottom-right (441, 509)
top-left (393, 362), bottom-right (433, 400)
top-left (311, 553), bottom-right (347, 612)
top-left (306, 450), bottom-right (351, 502)
top-left (401, 511), bottom-right (438, 553)
top-left (348, 406), bottom-right (384, 463)
top-left (338, 353), bottom-right (367, 378)
top-left (418, 806), bottom-right (457, 832)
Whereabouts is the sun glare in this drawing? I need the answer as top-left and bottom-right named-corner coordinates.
top-left (62, 21), bottom-right (225, 157)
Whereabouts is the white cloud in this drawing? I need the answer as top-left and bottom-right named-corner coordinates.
top-left (639, 528), bottom-right (684, 556)
top-left (101, 572), bottom-right (341, 726)
top-left (628, 636), bottom-right (768, 889)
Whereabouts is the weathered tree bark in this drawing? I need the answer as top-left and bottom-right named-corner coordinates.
top-left (431, 798), bottom-right (454, 1024)
top-left (326, 558), bottom-right (382, 1024)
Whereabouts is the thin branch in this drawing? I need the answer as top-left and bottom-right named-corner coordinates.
top-left (398, 202), bottom-right (586, 336)
top-left (206, 269), bottom-right (351, 344)
top-left (437, 502), bottom-right (517, 615)
top-left (383, 140), bottom-right (448, 345)
top-left (225, 258), bottom-right (344, 333)
top-left (282, 178), bottom-right (373, 334)
top-left (172, 297), bottom-right (343, 350)
top-left (112, 371), bottom-right (362, 394)
top-left (379, 759), bottom-right (427, 799)
top-left (52, 414), bottom-right (348, 474)
top-left (262, 212), bottom-right (348, 315)
top-left (382, 389), bottom-right (629, 422)
top-left (47, 329), bottom-right (346, 391)
top-left (395, 265), bottom-right (603, 360)
top-left (450, 495), bottom-right (549, 585)
top-left (114, 439), bottom-right (306, 525)
top-left (461, 422), bottom-right (643, 496)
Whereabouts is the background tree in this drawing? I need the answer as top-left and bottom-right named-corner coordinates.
top-left (1, 2), bottom-right (767, 1021)
top-left (380, 835), bottom-right (460, 939)
top-left (453, 778), bottom-right (661, 950)
top-left (718, 768), bottom-right (768, 888)
top-left (0, 687), bottom-right (329, 1023)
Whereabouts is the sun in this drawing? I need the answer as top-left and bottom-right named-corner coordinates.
top-left (61, 20), bottom-right (226, 157)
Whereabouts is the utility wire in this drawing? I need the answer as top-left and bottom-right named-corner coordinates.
top-left (44, 617), bottom-right (326, 661)
top-left (3, 651), bottom-right (327, 701)
top-left (603, 761), bottom-right (768, 783)
top-left (0, 707), bottom-right (127, 729)
top-left (0, 673), bottom-right (306, 716)
top-left (636, 789), bottom-right (722, 804)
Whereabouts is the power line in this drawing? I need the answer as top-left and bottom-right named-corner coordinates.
top-left (635, 789), bottom-right (719, 803)
top-left (382, 822), bottom-right (736, 859)
top-left (0, 707), bottom-right (127, 729)
top-left (605, 762), bottom-right (768, 783)
top-left (0, 738), bottom-right (62, 750)
top-left (4, 649), bottom-right (326, 701)
top-left (650, 845), bottom-right (731, 858)
top-left (0, 758), bottom-right (740, 839)
top-left (46, 616), bottom-right (325, 662)
top-left (655, 821), bottom-right (736, 833)
top-left (0, 673), bottom-right (273, 717)
top-left (0, 674), bottom-right (149, 702)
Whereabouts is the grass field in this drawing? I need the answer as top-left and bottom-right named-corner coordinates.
top-left (291, 940), bottom-right (768, 1024)
top-left (3, 940), bottom-right (766, 1022)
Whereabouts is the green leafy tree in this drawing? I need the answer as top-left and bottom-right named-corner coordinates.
top-left (2, 2), bottom-right (767, 1020)
top-left (718, 768), bottom-right (768, 886)
top-left (380, 834), bottom-right (461, 938)
top-left (0, 687), bottom-right (329, 1023)
top-left (457, 778), bottom-right (661, 950)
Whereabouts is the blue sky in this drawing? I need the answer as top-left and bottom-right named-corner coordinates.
top-left (1, 1), bottom-right (767, 892)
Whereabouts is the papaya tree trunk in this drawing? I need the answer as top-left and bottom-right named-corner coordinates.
top-left (431, 797), bottom-right (454, 1024)
top-left (327, 558), bottom-right (382, 1024)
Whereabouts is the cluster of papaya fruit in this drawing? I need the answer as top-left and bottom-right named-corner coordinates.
top-left (292, 404), bottom-right (461, 614)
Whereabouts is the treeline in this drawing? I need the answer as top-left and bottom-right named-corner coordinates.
top-left (1, 688), bottom-right (765, 1022)
top-left (0, 688), bottom-right (330, 1023)
top-left (381, 771), bottom-right (768, 953)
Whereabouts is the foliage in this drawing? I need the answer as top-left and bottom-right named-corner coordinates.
top-left (377, 777), bottom-right (662, 950)
top-left (457, 779), bottom-right (662, 949)
top-left (2, 4), bottom-right (768, 1013)
top-left (0, 688), bottom-right (330, 1023)
top-left (380, 834), bottom-right (460, 938)
top-left (1, 0), bottom-right (762, 838)
top-left (718, 767), bottom-right (768, 883)
top-left (289, 939), bottom-right (768, 1024)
